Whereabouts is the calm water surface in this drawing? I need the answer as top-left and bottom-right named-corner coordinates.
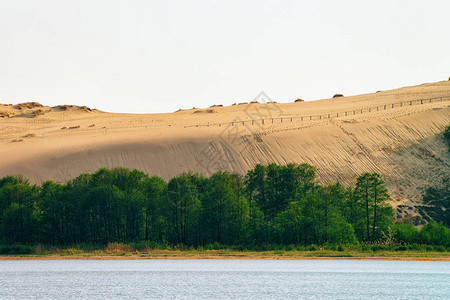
top-left (0, 259), bottom-right (449, 299)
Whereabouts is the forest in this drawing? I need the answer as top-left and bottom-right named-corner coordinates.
top-left (0, 163), bottom-right (449, 251)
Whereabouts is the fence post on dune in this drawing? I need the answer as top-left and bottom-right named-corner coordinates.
top-left (410, 101), bottom-right (412, 105)
top-left (421, 99), bottom-right (423, 104)
top-left (301, 116), bottom-right (303, 121)
top-left (310, 116), bottom-right (312, 120)
top-left (262, 119), bottom-right (264, 125)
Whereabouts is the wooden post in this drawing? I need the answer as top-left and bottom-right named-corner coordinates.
top-left (421, 99), bottom-right (423, 104)
top-left (252, 120), bottom-right (254, 125)
top-left (262, 119), bottom-right (265, 125)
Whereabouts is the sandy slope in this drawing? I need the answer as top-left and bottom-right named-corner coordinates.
top-left (1, 81), bottom-right (449, 220)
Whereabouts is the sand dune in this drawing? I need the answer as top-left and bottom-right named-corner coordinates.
top-left (1, 81), bottom-right (449, 220)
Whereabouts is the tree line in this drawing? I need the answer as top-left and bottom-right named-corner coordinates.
top-left (0, 164), bottom-right (449, 248)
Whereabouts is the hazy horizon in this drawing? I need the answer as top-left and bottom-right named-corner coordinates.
top-left (1, 0), bottom-right (449, 113)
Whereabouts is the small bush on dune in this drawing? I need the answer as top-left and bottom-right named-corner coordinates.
top-left (333, 94), bottom-right (344, 98)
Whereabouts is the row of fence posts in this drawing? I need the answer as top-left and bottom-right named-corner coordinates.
top-left (189, 96), bottom-right (447, 128)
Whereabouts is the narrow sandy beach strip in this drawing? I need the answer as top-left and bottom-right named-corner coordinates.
top-left (1, 255), bottom-right (449, 261)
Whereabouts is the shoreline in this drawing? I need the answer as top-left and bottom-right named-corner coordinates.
top-left (1, 252), bottom-right (449, 261)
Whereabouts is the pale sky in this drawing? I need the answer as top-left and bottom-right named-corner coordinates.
top-left (1, 0), bottom-right (449, 113)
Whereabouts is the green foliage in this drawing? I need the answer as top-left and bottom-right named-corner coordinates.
top-left (444, 124), bottom-right (450, 151)
top-left (0, 165), bottom-right (449, 249)
top-left (418, 222), bottom-right (450, 247)
top-left (394, 223), bottom-right (419, 244)
top-left (0, 244), bottom-right (35, 254)
top-left (420, 178), bottom-right (450, 226)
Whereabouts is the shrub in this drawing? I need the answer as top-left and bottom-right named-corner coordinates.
top-left (337, 245), bottom-right (344, 252)
top-left (444, 125), bottom-right (450, 152)
top-left (283, 244), bottom-right (295, 251)
top-left (394, 223), bottom-right (419, 244)
top-left (434, 245), bottom-right (446, 252)
top-left (333, 94), bottom-right (344, 98)
top-left (308, 244), bottom-right (318, 251)
top-left (393, 245), bottom-right (408, 251)
top-left (419, 221), bottom-right (450, 246)
top-left (131, 241), bottom-right (149, 251)
top-left (371, 244), bottom-right (387, 251)
top-left (0, 244), bottom-right (35, 255)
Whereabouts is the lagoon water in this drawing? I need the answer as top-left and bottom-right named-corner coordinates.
top-left (0, 259), bottom-right (449, 299)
